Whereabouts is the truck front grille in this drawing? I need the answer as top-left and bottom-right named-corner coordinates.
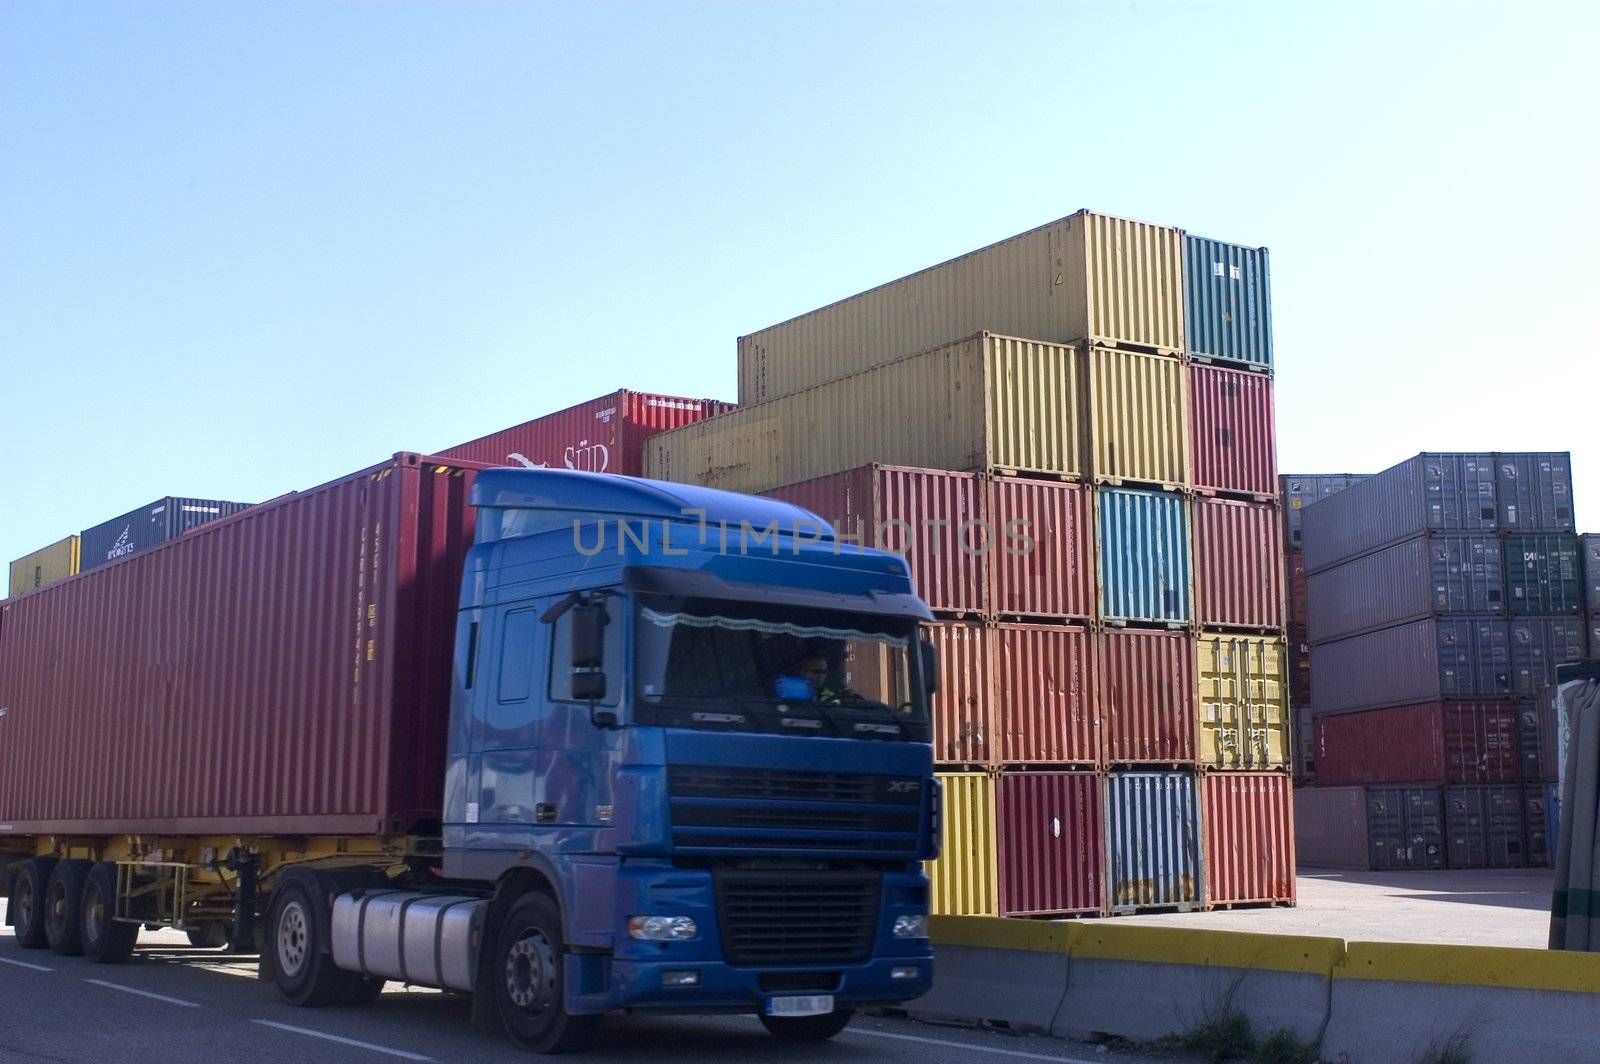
top-left (668, 766), bottom-right (923, 856)
top-left (715, 870), bottom-right (881, 967)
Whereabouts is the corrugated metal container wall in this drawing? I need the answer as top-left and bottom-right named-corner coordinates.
top-left (1581, 534), bottom-right (1600, 614)
top-left (8, 535), bottom-right (79, 598)
top-left (927, 772), bottom-right (998, 917)
top-left (764, 466), bottom-right (987, 617)
top-left (1203, 773), bottom-right (1295, 906)
top-left (1293, 785), bottom-right (1369, 869)
top-left (997, 771), bottom-right (1104, 916)
top-left (1096, 487), bottom-right (1191, 625)
top-left (1100, 629), bottom-right (1197, 764)
top-left (1510, 616), bottom-right (1587, 697)
top-left (1301, 454), bottom-right (1497, 573)
top-left (1537, 685), bottom-right (1560, 780)
top-left (1183, 237), bottom-right (1273, 371)
top-left (988, 478), bottom-right (1094, 621)
top-left (1287, 552), bottom-right (1307, 628)
top-left (1523, 783), bottom-right (1550, 867)
top-left (1281, 472), bottom-right (1369, 549)
top-left (79, 497), bottom-right (252, 573)
top-left (437, 390), bottom-right (732, 475)
top-left (1504, 534), bottom-right (1582, 615)
top-left (1106, 771), bottom-right (1202, 912)
top-left (1312, 701), bottom-right (1519, 786)
top-left (1196, 634), bottom-right (1289, 770)
top-left (1367, 786), bottom-right (1446, 871)
top-left (993, 624), bottom-right (1096, 766)
top-left (0, 455), bottom-right (478, 835)
top-left (1494, 453), bottom-right (1574, 532)
top-left (1193, 498), bottom-right (1284, 630)
top-left (1190, 365), bottom-right (1277, 498)
top-left (1309, 617), bottom-right (1510, 715)
top-left (648, 334), bottom-right (1083, 494)
top-left (922, 621), bottom-right (992, 766)
top-left (735, 211), bottom-right (1184, 404)
top-left (1086, 346), bottom-right (1189, 488)
top-left (1446, 784), bottom-right (1525, 868)
top-left (1306, 534), bottom-right (1504, 643)
top-left (1517, 700), bottom-right (1541, 782)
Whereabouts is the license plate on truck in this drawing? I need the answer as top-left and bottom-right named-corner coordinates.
top-left (766, 994), bottom-right (834, 1016)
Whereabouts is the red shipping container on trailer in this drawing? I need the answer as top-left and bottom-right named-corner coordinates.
top-left (439, 389), bottom-right (732, 475)
top-left (1203, 772), bottom-right (1296, 906)
top-left (992, 623), bottom-right (1096, 765)
top-left (0, 453), bottom-right (482, 837)
top-left (1193, 496), bottom-right (1285, 630)
top-left (1190, 364), bottom-right (1278, 499)
top-left (988, 477), bottom-right (1094, 621)
top-left (997, 771), bottom-right (1104, 916)
top-left (1312, 701), bottom-right (1520, 786)
top-left (1099, 628), bottom-right (1197, 764)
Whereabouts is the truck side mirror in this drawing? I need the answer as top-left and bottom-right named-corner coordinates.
top-left (570, 601), bottom-right (609, 704)
top-left (919, 639), bottom-right (939, 696)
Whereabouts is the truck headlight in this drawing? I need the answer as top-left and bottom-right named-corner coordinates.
top-left (628, 915), bottom-right (698, 941)
top-left (892, 914), bottom-right (927, 939)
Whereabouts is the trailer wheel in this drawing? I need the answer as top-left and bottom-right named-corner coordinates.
top-left (44, 859), bottom-right (93, 955)
top-left (10, 857), bottom-right (57, 949)
top-left (759, 1009), bottom-right (855, 1042)
top-left (80, 862), bottom-right (138, 964)
top-left (186, 922), bottom-right (230, 949)
top-left (492, 892), bottom-right (598, 1053)
top-left (268, 877), bottom-right (355, 1006)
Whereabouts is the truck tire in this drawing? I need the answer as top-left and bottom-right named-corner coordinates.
top-left (44, 859), bottom-right (93, 955)
top-left (759, 1009), bottom-right (855, 1042)
top-left (186, 922), bottom-right (230, 949)
top-left (268, 877), bottom-right (357, 1006)
top-left (80, 862), bottom-right (138, 964)
top-left (10, 857), bottom-right (57, 949)
top-left (492, 892), bottom-right (598, 1053)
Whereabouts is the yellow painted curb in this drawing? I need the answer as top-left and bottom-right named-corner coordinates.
top-left (929, 915), bottom-right (1071, 953)
top-left (1071, 923), bottom-right (1343, 975)
top-left (1337, 941), bottom-right (1600, 993)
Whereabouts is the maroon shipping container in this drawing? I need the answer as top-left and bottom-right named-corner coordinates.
top-left (992, 623), bottom-right (1096, 765)
top-left (1287, 551), bottom-right (1307, 629)
top-left (766, 465), bottom-right (986, 617)
top-left (997, 770), bottom-right (1104, 916)
top-left (1194, 497), bottom-right (1285, 630)
top-left (1099, 628), bottom-right (1197, 764)
top-left (925, 621), bottom-right (992, 766)
top-left (439, 390), bottom-right (732, 475)
top-left (1312, 701), bottom-right (1519, 786)
top-left (1190, 364), bottom-right (1278, 499)
top-left (1204, 772), bottom-right (1296, 906)
top-left (0, 454), bottom-right (481, 836)
top-left (989, 477), bottom-right (1094, 620)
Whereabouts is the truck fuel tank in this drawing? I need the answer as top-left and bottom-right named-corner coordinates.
top-left (330, 890), bottom-right (487, 992)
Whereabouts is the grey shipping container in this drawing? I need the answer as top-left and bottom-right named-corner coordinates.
top-left (1523, 783), bottom-right (1550, 868)
top-left (1445, 784), bottom-right (1525, 868)
top-left (1105, 771), bottom-right (1202, 912)
top-left (1309, 617), bottom-right (1509, 715)
top-left (79, 497), bottom-right (252, 572)
top-left (1505, 533), bottom-right (1583, 614)
top-left (1294, 785), bottom-right (1368, 869)
top-left (1494, 453), bottom-right (1574, 532)
top-left (1367, 785), bottom-right (1446, 871)
top-left (1509, 616), bottom-right (1587, 697)
top-left (1517, 700), bottom-right (1543, 782)
top-left (1301, 453), bottom-right (1497, 573)
top-left (1579, 534), bottom-right (1600, 614)
top-left (1280, 473), bottom-right (1368, 549)
top-left (1305, 534), bottom-right (1503, 643)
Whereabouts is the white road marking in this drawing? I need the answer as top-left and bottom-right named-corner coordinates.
top-left (84, 978), bottom-right (201, 1007)
top-left (0, 955), bottom-right (54, 972)
top-left (848, 1026), bottom-right (1105, 1064)
top-left (252, 1020), bottom-right (435, 1061)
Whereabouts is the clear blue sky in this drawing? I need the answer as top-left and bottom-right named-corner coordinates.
top-left (2, 2), bottom-right (1597, 573)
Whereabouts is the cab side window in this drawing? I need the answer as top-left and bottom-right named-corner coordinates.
top-left (548, 603), bottom-right (623, 706)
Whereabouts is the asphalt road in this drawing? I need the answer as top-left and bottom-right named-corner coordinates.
top-left (0, 902), bottom-right (1179, 1064)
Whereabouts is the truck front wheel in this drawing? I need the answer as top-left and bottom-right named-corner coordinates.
top-left (492, 893), bottom-right (598, 1054)
top-left (759, 1010), bottom-right (855, 1042)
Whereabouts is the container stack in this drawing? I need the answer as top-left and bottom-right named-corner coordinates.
top-left (1295, 452), bottom-right (1580, 870)
top-left (647, 210), bottom-right (1295, 917)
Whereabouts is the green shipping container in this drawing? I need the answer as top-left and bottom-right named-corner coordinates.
top-left (1505, 534), bottom-right (1582, 615)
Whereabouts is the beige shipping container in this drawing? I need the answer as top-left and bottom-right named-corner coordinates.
top-left (1197, 633), bottom-right (1290, 771)
top-left (8, 535), bottom-right (79, 598)
top-left (1086, 345), bottom-right (1190, 488)
top-left (647, 333), bottom-right (1083, 494)
top-left (738, 210), bottom-right (1184, 403)
top-left (928, 771), bottom-right (999, 917)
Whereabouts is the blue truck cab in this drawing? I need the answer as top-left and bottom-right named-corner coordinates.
top-left (435, 468), bottom-right (940, 1050)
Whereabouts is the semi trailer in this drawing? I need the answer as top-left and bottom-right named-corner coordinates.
top-left (0, 453), bottom-right (939, 1052)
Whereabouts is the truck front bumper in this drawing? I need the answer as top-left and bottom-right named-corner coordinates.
top-left (592, 953), bottom-right (934, 1013)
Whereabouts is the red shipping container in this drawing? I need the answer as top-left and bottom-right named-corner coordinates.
top-left (766, 465), bottom-right (986, 617)
top-left (1099, 628), bottom-right (1197, 764)
top-left (1190, 364), bottom-right (1278, 498)
top-left (439, 389), bottom-right (732, 475)
top-left (1204, 772), bottom-right (1296, 905)
top-left (997, 771), bottom-right (1104, 916)
top-left (0, 454), bottom-right (481, 836)
top-left (923, 621), bottom-right (992, 766)
top-left (1313, 701), bottom-right (1520, 786)
top-left (989, 477), bottom-right (1094, 620)
top-left (993, 623), bottom-right (1096, 765)
top-left (1194, 497), bottom-right (1285, 630)
top-left (1287, 551), bottom-right (1307, 629)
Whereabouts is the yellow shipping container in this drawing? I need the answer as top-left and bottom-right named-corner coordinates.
top-left (738, 210), bottom-right (1184, 404)
top-left (1197, 634), bottom-right (1290, 770)
top-left (8, 535), bottom-right (79, 598)
top-left (1086, 345), bottom-right (1190, 488)
top-left (927, 771), bottom-right (998, 917)
top-left (647, 333), bottom-right (1083, 494)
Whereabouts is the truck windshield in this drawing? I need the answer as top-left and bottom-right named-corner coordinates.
top-left (633, 595), bottom-right (929, 741)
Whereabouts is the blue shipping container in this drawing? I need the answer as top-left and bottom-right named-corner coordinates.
top-left (1183, 236), bottom-right (1272, 371)
top-left (1097, 487), bottom-right (1191, 625)
top-left (1510, 616), bottom-right (1587, 697)
top-left (1106, 770), bottom-right (1202, 912)
top-left (80, 497), bottom-right (252, 572)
